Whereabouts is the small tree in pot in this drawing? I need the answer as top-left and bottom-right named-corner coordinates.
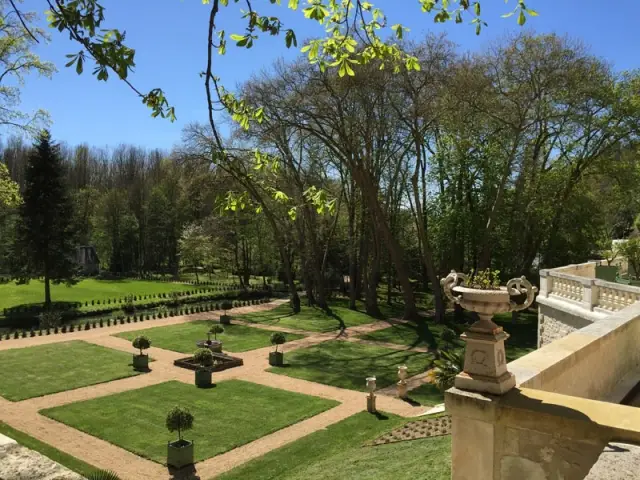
top-left (207, 325), bottom-right (224, 353)
top-left (193, 348), bottom-right (214, 388)
top-left (132, 336), bottom-right (151, 371)
top-left (220, 300), bottom-right (233, 324)
top-left (166, 406), bottom-right (194, 469)
top-left (269, 332), bottom-right (286, 366)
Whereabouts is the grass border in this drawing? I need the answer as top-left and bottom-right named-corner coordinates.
top-left (0, 421), bottom-right (98, 477)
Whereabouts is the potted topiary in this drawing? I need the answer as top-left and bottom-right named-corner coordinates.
top-left (166, 406), bottom-right (194, 469)
top-left (220, 300), bottom-right (233, 324)
top-left (132, 335), bottom-right (151, 371)
top-left (193, 348), bottom-right (214, 387)
top-left (269, 332), bottom-right (286, 366)
top-left (208, 325), bottom-right (224, 353)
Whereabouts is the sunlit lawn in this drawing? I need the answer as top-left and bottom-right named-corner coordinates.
top-left (42, 380), bottom-right (338, 464)
top-left (219, 411), bottom-right (450, 480)
top-left (0, 341), bottom-right (141, 401)
top-left (268, 340), bottom-right (433, 391)
top-left (0, 278), bottom-right (194, 311)
top-left (237, 299), bottom-right (387, 333)
top-left (116, 321), bottom-right (305, 353)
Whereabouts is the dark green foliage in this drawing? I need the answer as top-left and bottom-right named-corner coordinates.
top-left (193, 347), bottom-right (214, 368)
top-left (166, 406), bottom-right (194, 442)
top-left (132, 335), bottom-right (151, 355)
top-left (87, 470), bottom-right (122, 480)
top-left (10, 131), bottom-right (77, 307)
top-left (270, 332), bottom-right (286, 352)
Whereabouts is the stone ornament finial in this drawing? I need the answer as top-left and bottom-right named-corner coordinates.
top-left (441, 270), bottom-right (467, 305)
top-left (506, 276), bottom-right (538, 312)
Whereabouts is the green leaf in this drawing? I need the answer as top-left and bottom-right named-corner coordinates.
top-left (285, 29), bottom-right (297, 48)
top-left (517, 10), bottom-right (526, 25)
top-left (392, 24), bottom-right (403, 40)
top-left (474, 2), bottom-right (480, 15)
top-left (501, 11), bottom-right (514, 18)
top-left (527, 9), bottom-right (539, 16)
top-left (230, 34), bottom-right (245, 42)
top-left (76, 55), bottom-right (83, 74)
top-left (288, 0), bottom-right (298, 9)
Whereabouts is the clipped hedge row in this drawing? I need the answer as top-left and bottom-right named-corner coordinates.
top-left (1, 289), bottom-right (273, 329)
top-left (0, 298), bottom-right (272, 341)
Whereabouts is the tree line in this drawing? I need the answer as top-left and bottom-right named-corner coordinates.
top-left (2, 33), bottom-right (640, 318)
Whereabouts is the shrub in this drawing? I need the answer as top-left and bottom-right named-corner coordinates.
top-left (270, 332), bottom-right (286, 352)
top-left (85, 322), bottom-right (91, 330)
top-left (99, 319), bottom-right (104, 327)
top-left (126, 316), bottom-right (131, 323)
top-left (167, 291), bottom-right (181, 307)
top-left (132, 335), bottom-right (151, 355)
top-left (92, 321), bottom-right (97, 328)
top-left (54, 326), bottom-right (59, 334)
top-left (193, 348), bottom-right (214, 369)
top-left (123, 295), bottom-right (136, 314)
top-left (221, 300), bottom-right (233, 311)
top-left (440, 327), bottom-right (458, 345)
top-left (133, 316), bottom-right (138, 322)
top-left (431, 349), bottom-right (464, 391)
top-left (87, 469), bottom-right (122, 480)
top-left (146, 314), bottom-right (150, 320)
top-left (46, 328), bottom-right (51, 335)
top-left (61, 325), bottom-right (67, 333)
top-left (38, 311), bottom-right (62, 330)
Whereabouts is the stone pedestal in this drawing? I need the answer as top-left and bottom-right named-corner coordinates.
top-left (367, 393), bottom-right (377, 413)
top-left (397, 381), bottom-right (408, 399)
top-left (455, 315), bottom-right (515, 395)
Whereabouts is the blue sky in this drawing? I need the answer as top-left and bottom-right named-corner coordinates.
top-left (9, 0), bottom-right (640, 150)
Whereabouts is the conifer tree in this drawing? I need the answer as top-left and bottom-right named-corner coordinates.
top-left (12, 130), bottom-right (77, 307)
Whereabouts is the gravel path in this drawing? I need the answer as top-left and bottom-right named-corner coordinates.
top-left (0, 434), bottom-right (83, 480)
top-left (0, 301), bottom-right (430, 480)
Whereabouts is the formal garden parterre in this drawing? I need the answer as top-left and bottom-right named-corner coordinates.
top-left (0, 291), bottom-right (537, 479)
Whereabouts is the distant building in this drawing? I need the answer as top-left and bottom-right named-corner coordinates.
top-left (76, 246), bottom-right (100, 276)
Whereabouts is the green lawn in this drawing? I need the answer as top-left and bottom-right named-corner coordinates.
top-left (359, 309), bottom-right (538, 363)
top-left (268, 341), bottom-right (433, 391)
top-left (358, 320), bottom-right (461, 350)
top-left (42, 380), bottom-right (338, 465)
top-left (115, 321), bottom-right (305, 353)
top-left (238, 300), bottom-right (384, 333)
top-left (0, 278), bottom-right (194, 311)
top-left (218, 411), bottom-right (450, 480)
top-left (0, 341), bottom-right (141, 401)
top-left (405, 383), bottom-right (444, 406)
top-left (0, 421), bottom-right (98, 477)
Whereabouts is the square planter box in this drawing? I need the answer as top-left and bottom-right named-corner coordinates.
top-left (132, 354), bottom-right (149, 371)
top-left (269, 351), bottom-right (284, 367)
top-left (167, 440), bottom-right (194, 469)
top-left (195, 369), bottom-right (212, 388)
top-left (220, 314), bottom-right (231, 325)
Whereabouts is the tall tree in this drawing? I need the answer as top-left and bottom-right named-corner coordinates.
top-left (0, 0), bottom-right (54, 132)
top-left (11, 131), bottom-right (77, 307)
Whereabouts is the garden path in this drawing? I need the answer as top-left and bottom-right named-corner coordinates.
top-left (0, 300), bottom-right (436, 480)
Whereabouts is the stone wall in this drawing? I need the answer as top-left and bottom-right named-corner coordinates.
top-left (537, 301), bottom-right (595, 348)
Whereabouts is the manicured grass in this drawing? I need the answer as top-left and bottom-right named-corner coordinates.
top-left (493, 310), bottom-right (538, 362)
top-left (0, 278), bottom-right (194, 311)
top-left (405, 383), bottom-right (444, 406)
top-left (0, 341), bottom-right (141, 401)
top-left (115, 321), bottom-right (305, 353)
top-left (268, 341), bottom-right (433, 391)
top-left (238, 299), bottom-right (383, 333)
top-left (0, 421), bottom-right (98, 477)
top-left (42, 380), bottom-right (338, 465)
top-left (359, 309), bottom-right (538, 363)
top-left (358, 320), bottom-right (462, 350)
top-left (218, 411), bottom-right (450, 480)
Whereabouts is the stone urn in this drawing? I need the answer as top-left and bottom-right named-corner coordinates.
top-left (441, 271), bottom-right (537, 395)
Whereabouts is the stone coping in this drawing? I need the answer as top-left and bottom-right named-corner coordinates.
top-left (446, 386), bottom-right (640, 445)
top-left (509, 302), bottom-right (640, 398)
